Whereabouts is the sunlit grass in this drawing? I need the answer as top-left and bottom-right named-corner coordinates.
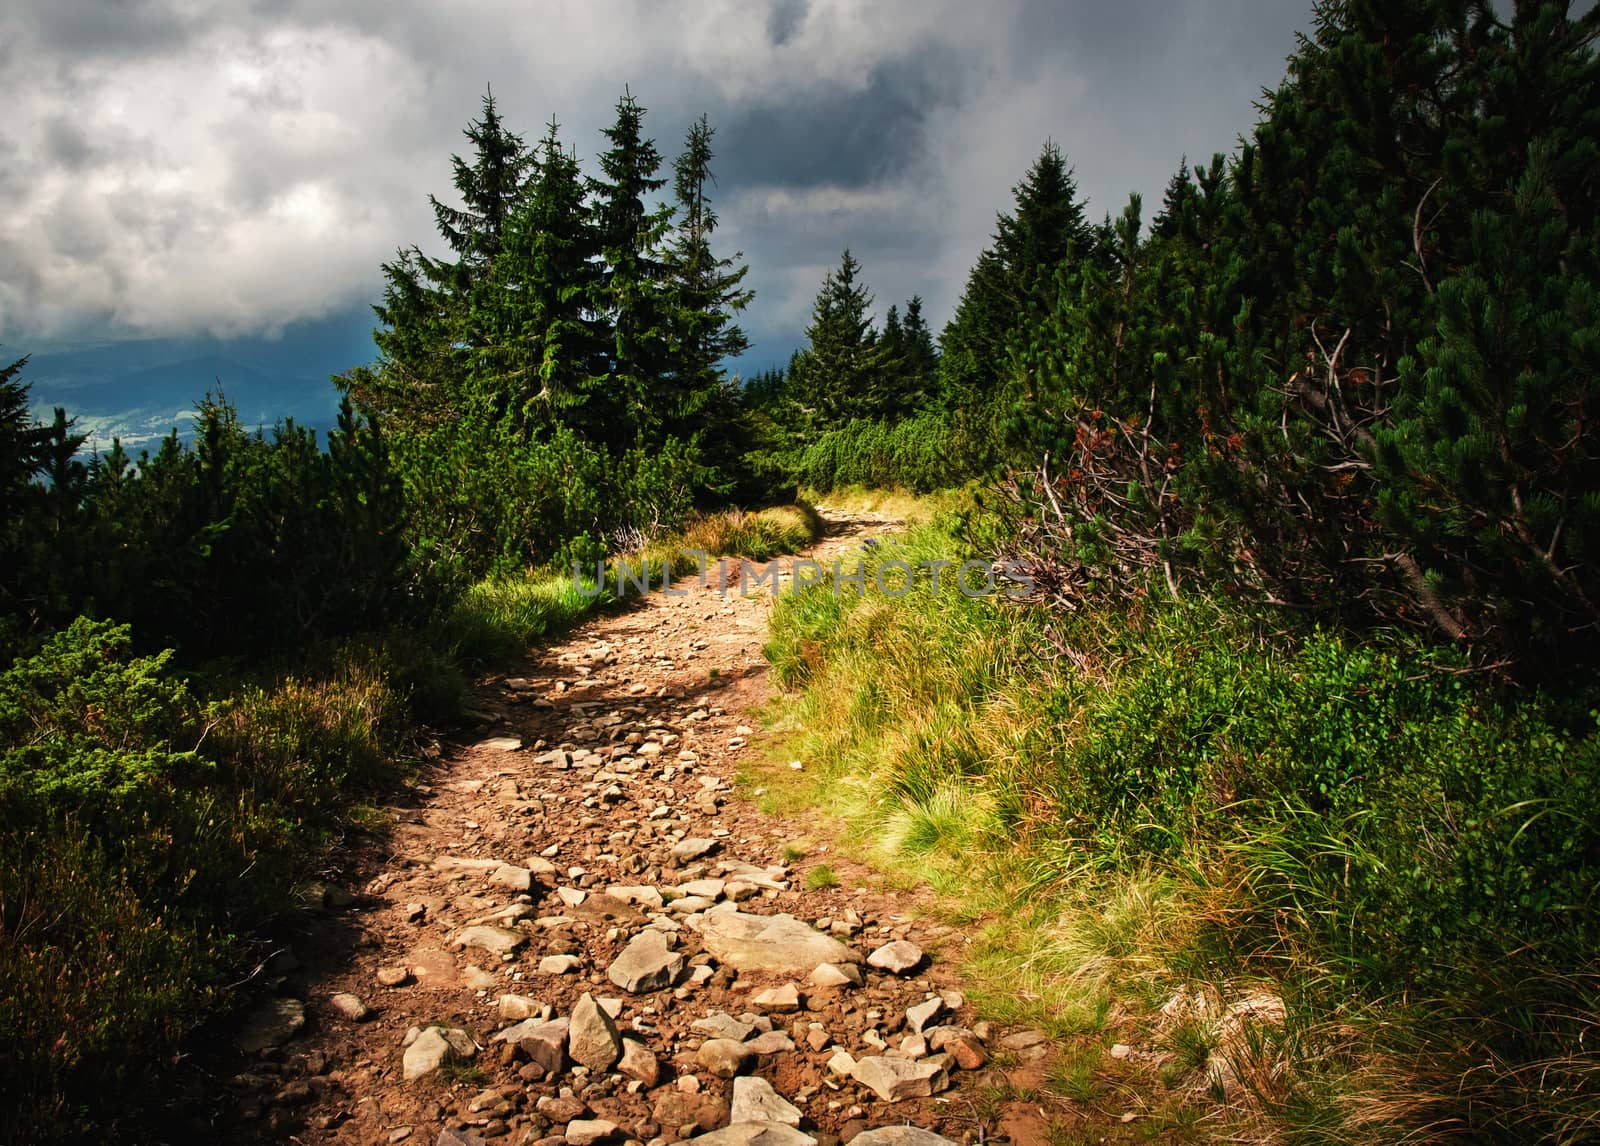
top-left (751, 510), bottom-right (1600, 1143)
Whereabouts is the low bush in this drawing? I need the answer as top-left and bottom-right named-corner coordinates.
top-left (0, 617), bottom-right (419, 1142)
top-left (681, 503), bottom-right (824, 563)
top-left (793, 413), bottom-right (985, 494)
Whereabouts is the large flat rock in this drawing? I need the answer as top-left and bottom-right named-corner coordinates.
top-left (683, 910), bottom-right (862, 974)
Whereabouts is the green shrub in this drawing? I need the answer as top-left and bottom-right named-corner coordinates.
top-left (0, 826), bottom-right (212, 1144)
top-left (0, 617), bottom-right (421, 1141)
top-left (794, 412), bottom-right (985, 494)
top-left (206, 659), bottom-right (407, 818)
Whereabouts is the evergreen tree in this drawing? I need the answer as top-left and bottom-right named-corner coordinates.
top-left (428, 87), bottom-right (535, 283)
top-left (1152, 157), bottom-right (1195, 240)
top-left (872, 303), bottom-right (908, 419)
top-left (791, 249), bottom-right (892, 428)
top-left (361, 89), bottom-right (535, 430)
top-left (662, 114), bottom-right (753, 442)
top-left (475, 120), bottom-right (608, 437)
top-left (0, 352), bottom-right (53, 631)
top-left (900, 296), bottom-right (938, 396)
top-left (0, 352), bottom-right (50, 526)
top-left (590, 88), bottom-right (675, 449)
top-left (936, 141), bottom-right (1093, 433)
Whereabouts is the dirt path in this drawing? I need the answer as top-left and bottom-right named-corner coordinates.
top-left (216, 511), bottom-right (1052, 1146)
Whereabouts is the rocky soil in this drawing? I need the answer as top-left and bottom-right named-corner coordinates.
top-left (214, 513), bottom-right (1055, 1146)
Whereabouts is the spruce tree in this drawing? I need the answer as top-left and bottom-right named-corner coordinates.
top-left (590, 88), bottom-right (675, 449)
top-left (872, 303), bottom-right (908, 419)
top-left (936, 141), bottom-right (1093, 436)
top-left (475, 120), bottom-right (608, 438)
top-left (662, 114), bottom-right (753, 441)
top-left (900, 296), bottom-right (938, 395)
top-left (0, 352), bottom-right (52, 627)
top-left (791, 250), bottom-right (891, 428)
top-left (428, 87), bottom-right (535, 283)
top-left (0, 352), bottom-right (50, 521)
top-left (364, 90), bottom-right (534, 430)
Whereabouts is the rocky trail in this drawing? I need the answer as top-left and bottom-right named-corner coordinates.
top-left (216, 512), bottom-right (1055, 1146)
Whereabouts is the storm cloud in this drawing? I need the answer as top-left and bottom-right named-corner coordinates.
top-left (0, 0), bottom-right (1311, 361)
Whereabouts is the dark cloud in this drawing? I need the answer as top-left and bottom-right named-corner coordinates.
top-left (41, 116), bottom-right (98, 170)
top-left (716, 53), bottom-right (958, 191)
top-left (26, 0), bottom-right (201, 58)
top-left (766, 0), bottom-right (808, 47)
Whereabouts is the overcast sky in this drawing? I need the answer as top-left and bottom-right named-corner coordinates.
top-left (0, 0), bottom-right (1312, 369)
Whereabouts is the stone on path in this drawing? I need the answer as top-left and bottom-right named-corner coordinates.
top-left (569, 993), bottom-right (622, 1072)
top-left (685, 910), bottom-right (862, 974)
top-left (436, 1128), bottom-right (488, 1146)
top-left (454, 925), bottom-right (526, 956)
top-left (607, 929), bottom-right (685, 993)
top-left (849, 1130), bottom-right (959, 1145)
top-left (809, 962), bottom-right (863, 989)
top-left (461, 965), bottom-right (498, 990)
top-left (489, 863), bottom-right (533, 891)
top-left (539, 954), bottom-right (584, 975)
top-left (403, 1026), bottom-right (477, 1081)
top-left (497, 994), bottom-right (542, 1021)
top-left (695, 1038), bottom-right (754, 1078)
top-left (679, 878), bottom-right (726, 899)
top-left (905, 997), bottom-right (943, 1033)
top-left (477, 736), bottom-right (523, 752)
top-left (236, 998), bottom-right (305, 1053)
top-left (618, 1038), bottom-right (660, 1086)
top-left (928, 1027), bottom-right (988, 1069)
top-left (999, 1028), bottom-right (1049, 1051)
top-left (607, 885), bottom-right (666, 910)
top-left (692, 1012), bottom-right (757, 1041)
top-left (376, 966), bottom-right (411, 987)
top-left (494, 1016), bottom-right (568, 1074)
top-left (867, 940), bottom-right (924, 975)
top-left (850, 1055), bottom-right (950, 1102)
top-left (671, 837), bottom-right (719, 863)
top-left (688, 1125), bottom-right (817, 1145)
top-left (730, 1076), bottom-right (803, 1127)
top-left (751, 983), bottom-right (801, 1013)
top-left (330, 992), bottom-right (370, 1021)
top-left (565, 1119), bottom-right (619, 1145)
top-left (745, 1031), bottom-right (796, 1055)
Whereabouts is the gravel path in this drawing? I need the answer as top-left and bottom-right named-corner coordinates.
top-left (214, 511), bottom-right (1053, 1146)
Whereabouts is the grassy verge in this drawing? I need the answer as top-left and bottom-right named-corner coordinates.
top-left (754, 510), bottom-right (1600, 1144)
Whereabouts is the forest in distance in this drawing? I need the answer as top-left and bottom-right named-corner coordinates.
top-left (2, 0), bottom-right (1598, 1142)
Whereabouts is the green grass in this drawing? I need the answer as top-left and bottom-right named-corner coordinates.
top-left (804, 863), bottom-right (839, 889)
top-left (756, 512), bottom-right (1600, 1144)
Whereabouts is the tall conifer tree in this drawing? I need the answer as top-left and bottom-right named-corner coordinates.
top-left (663, 114), bottom-right (753, 439)
top-left (590, 88), bottom-right (675, 449)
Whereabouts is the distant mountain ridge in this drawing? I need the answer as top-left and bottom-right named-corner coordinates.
top-left (13, 305), bottom-right (378, 452)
